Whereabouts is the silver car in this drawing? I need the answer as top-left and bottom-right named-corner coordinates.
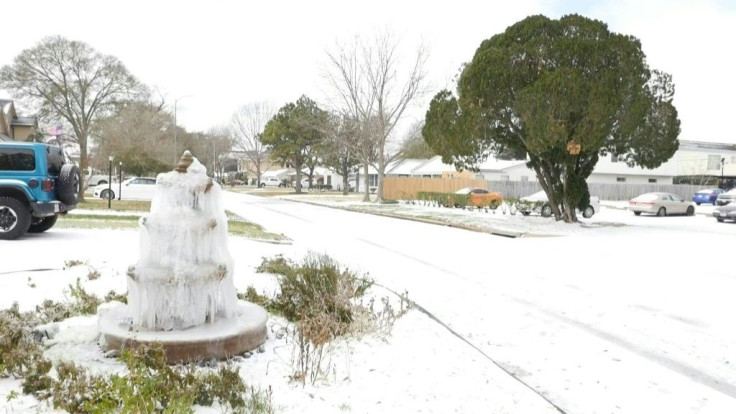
top-left (715, 188), bottom-right (736, 206)
top-left (628, 192), bottom-right (695, 216)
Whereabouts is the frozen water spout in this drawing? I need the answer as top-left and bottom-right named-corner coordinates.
top-left (98, 151), bottom-right (267, 362)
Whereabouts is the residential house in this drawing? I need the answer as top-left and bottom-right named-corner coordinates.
top-left (0, 99), bottom-right (38, 141)
top-left (673, 140), bottom-right (736, 186)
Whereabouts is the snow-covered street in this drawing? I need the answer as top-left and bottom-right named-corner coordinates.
top-left (2, 192), bottom-right (736, 413)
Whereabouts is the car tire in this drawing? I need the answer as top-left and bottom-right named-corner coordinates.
top-left (695, 202), bottom-right (701, 206)
top-left (100, 189), bottom-right (115, 200)
top-left (634, 211), bottom-right (642, 216)
top-left (58, 164), bottom-right (81, 205)
top-left (541, 204), bottom-right (553, 217)
top-left (28, 215), bottom-right (58, 233)
top-left (582, 206), bottom-right (594, 219)
top-left (521, 211), bottom-right (531, 216)
top-left (0, 197), bottom-right (32, 240)
top-left (686, 206), bottom-right (695, 216)
top-left (717, 218), bottom-right (724, 222)
top-left (657, 207), bottom-right (666, 217)
top-left (259, 183), bottom-right (265, 188)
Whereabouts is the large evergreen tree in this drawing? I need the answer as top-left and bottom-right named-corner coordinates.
top-left (424, 14), bottom-right (680, 222)
top-left (262, 96), bottom-right (328, 193)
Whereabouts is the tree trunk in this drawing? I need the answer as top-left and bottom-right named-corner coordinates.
top-left (362, 162), bottom-right (370, 202)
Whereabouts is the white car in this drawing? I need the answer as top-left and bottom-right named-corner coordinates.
top-left (518, 190), bottom-right (600, 218)
top-left (93, 177), bottom-right (157, 200)
top-left (628, 192), bottom-right (695, 216)
top-left (259, 177), bottom-right (285, 188)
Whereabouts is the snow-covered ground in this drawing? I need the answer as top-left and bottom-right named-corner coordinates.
top-left (1, 193), bottom-right (735, 413)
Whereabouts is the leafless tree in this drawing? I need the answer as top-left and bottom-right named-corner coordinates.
top-left (324, 30), bottom-right (428, 202)
top-left (230, 102), bottom-right (276, 187)
top-left (0, 36), bottom-right (141, 201)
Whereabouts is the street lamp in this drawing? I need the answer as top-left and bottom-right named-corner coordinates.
top-left (173, 95), bottom-right (194, 163)
top-left (107, 155), bottom-right (114, 209)
top-left (722, 157), bottom-right (726, 188)
top-left (118, 161), bottom-right (123, 200)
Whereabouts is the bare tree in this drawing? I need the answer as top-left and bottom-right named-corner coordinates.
top-left (324, 30), bottom-right (428, 202)
top-left (93, 97), bottom-right (172, 176)
top-left (321, 112), bottom-right (361, 194)
top-left (230, 102), bottom-right (276, 187)
top-left (0, 36), bottom-right (140, 201)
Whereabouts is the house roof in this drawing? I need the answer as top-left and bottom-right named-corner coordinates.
top-left (476, 157), bottom-right (527, 172)
top-left (11, 117), bottom-right (37, 127)
top-left (387, 158), bottom-right (430, 175)
top-left (410, 156), bottom-right (457, 175)
top-left (679, 140), bottom-right (736, 153)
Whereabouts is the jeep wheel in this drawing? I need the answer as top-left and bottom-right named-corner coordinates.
top-left (28, 215), bottom-right (58, 233)
top-left (58, 164), bottom-right (82, 205)
top-left (0, 197), bottom-right (32, 240)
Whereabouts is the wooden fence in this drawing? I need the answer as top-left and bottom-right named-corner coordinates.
top-left (384, 176), bottom-right (712, 201)
top-left (382, 177), bottom-right (488, 200)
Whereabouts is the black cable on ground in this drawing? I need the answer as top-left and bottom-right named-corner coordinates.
top-left (0, 268), bottom-right (62, 275)
top-left (371, 280), bottom-right (567, 414)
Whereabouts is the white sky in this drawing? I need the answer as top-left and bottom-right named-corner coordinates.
top-left (2, 0), bottom-right (734, 143)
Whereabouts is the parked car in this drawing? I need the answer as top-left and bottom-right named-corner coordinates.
top-left (713, 203), bottom-right (736, 222)
top-left (715, 188), bottom-right (736, 206)
top-left (85, 174), bottom-right (112, 189)
top-left (628, 192), bottom-right (695, 216)
top-left (518, 191), bottom-right (600, 218)
top-left (259, 177), bottom-right (285, 188)
top-left (93, 177), bottom-right (157, 200)
top-left (692, 188), bottom-right (724, 205)
top-left (454, 187), bottom-right (503, 208)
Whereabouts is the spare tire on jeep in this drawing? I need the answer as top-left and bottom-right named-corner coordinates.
top-left (58, 164), bottom-right (81, 205)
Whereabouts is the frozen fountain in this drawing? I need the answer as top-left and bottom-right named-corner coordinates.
top-left (98, 151), bottom-right (267, 363)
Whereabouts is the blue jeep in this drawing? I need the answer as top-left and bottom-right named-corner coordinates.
top-left (0, 142), bottom-right (81, 240)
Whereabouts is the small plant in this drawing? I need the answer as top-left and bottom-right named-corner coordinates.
top-left (257, 253), bottom-right (376, 384)
top-left (63, 259), bottom-right (86, 269)
top-left (26, 277), bottom-right (36, 288)
top-left (238, 286), bottom-right (277, 313)
top-left (86, 267), bottom-right (101, 280)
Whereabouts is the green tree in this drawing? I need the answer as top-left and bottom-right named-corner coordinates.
top-left (423, 15), bottom-right (680, 222)
top-left (262, 96), bottom-right (328, 193)
top-left (0, 36), bottom-right (141, 201)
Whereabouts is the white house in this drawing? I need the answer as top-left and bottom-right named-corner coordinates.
top-left (673, 140), bottom-right (736, 181)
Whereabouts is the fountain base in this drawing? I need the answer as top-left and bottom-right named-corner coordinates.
top-left (98, 301), bottom-right (267, 363)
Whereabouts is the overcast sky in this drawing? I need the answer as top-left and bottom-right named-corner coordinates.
top-left (2, 0), bottom-right (734, 144)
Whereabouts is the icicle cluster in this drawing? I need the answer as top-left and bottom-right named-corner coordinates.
top-left (127, 153), bottom-right (238, 331)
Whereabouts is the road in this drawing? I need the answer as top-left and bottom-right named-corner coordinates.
top-left (223, 192), bottom-right (736, 414)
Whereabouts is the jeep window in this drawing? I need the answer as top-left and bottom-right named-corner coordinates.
top-left (0, 148), bottom-right (35, 171)
top-left (46, 146), bottom-right (65, 175)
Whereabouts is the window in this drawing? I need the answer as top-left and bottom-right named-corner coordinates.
top-left (708, 154), bottom-right (721, 170)
top-left (0, 148), bottom-right (35, 171)
top-left (500, 175), bottom-right (510, 181)
top-left (616, 177), bottom-right (626, 182)
top-left (521, 176), bottom-right (529, 182)
top-left (648, 178), bottom-right (657, 183)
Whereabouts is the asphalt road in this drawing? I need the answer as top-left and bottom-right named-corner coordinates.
top-left (223, 192), bottom-right (736, 414)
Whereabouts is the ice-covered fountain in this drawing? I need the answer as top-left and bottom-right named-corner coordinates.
top-left (98, 151), bottom-right (267, 363)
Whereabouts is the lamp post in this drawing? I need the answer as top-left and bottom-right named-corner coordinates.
top-left (173, 95), bottom-right (194, 163)
top-left (118, 161), bottom-right (123, 200)
top-left (722, 157), bottom-right (726, 188)
top-left (107, 155), bottom-right (114, 209)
